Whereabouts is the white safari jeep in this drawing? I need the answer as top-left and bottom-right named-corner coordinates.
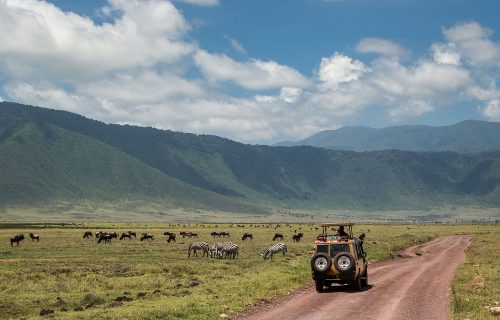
top-left (310, 222), bottom-right (368, 292)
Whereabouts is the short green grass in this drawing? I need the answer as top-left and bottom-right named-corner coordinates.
top-left (0, 223), bottom-right (497, 319)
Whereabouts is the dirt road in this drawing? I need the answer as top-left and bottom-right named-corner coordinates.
top-left (237, 235), bottom-right (471, 320)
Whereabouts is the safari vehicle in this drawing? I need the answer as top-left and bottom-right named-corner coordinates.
top-left (310, 222), bottom-right (368, 292)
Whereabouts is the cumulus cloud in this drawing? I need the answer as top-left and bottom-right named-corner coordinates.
top-left (442, 21), bottom-right (499, 67)
top-left (194, 50), bottom-right (311, 90)
top-left (317, 53), bottom-right (369, 88)
top-left (0, 0), bottom-right (193, 80)
top-left (482, 99), bottom-right (500, 121)
top-left (356, 38), bottom-right (408, 59)
top-left (0, 3), bottom-right (499, 143)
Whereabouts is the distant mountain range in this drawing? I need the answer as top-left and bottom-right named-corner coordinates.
top-left (1, 101), bottom-right (500, 218)
top-left (275, 121), bottom-right (500, 152)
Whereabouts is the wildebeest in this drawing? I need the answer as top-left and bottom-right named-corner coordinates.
top-left (220, 232), bottom-right (230, 238)
top-left (166, 234), bottom-right (176, 243)
top-left (97, 232), bottom-right (117, 244)
top-left (242, 233), bottom-right (253, 241)
top-left (188, 242), bottom-right (209, 257)
top-left (210, 231), bottom-right (220, 237)
top-left (140, 233), bottom-right (155, 241)
top-left (10, 234), bottom-right (24, 246)
top-left (292, 232), bottom-right (303, 242)
top-left (120, 232), bottom-right (133, 240)
top-left (29, 233), bottom-right (40, 242)
top-left (127, 231), bottom-right (137, 238)
top-left (180, 232), bottom-right (198, 238)
top-left (83, 231), bottom-right (93, 239)
top-left (272, 233), bottom-right (284, 241)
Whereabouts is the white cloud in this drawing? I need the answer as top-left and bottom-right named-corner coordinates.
top-left (482, 99), bottom-right (500, 121)
top-left (0, 0), bottom-right (193, 80)
top-left (279, 87), bottom-right (302, 103)
top-left (225, 36), bottom-right (246, 54)
top-left (388, 100), bottom-right (434, 122)
top-left (356, 38), bottom-right (407, 59)
top-left (317, 53), bottom-right (369, 88)
top-left (194, 50), bottom-right (311, 90)
top-left (442, 21), bottom-right (499, 67)
top-left (431, 43), bottom-right (461, 65)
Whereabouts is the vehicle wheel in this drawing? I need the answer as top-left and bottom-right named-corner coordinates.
top-left (315, 280), bottom-right (325, 292)
top-left (311, 253), bottom-right (332, 273)
top-left (333, 253), bottom-right (355, 273)
top-left (351, 277), bottom-right (362, 291)
top-left (361, 268), bottom-right (368, 287)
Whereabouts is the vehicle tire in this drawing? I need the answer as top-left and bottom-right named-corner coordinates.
top-left (311, 253), bottom-right (332, 274)
top-left (333, 252), bottom-right (355, 273)
top-left (315, 280), bottom-right (325, 293)
top-left (351, 277), bottom-right (362, 291)
top-left (361, 267), bottom-right (368, 287)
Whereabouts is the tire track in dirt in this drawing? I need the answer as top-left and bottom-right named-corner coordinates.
top-left (235, 235), bottom-right (471, 320)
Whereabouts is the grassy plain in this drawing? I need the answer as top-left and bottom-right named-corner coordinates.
top-left (0, 222), bottom-right (498, 319)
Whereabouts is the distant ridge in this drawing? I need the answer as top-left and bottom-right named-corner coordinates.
top-left (276, 120), bottom-right (500, 152)
top-left (1, 101), bottom-right (500, 218)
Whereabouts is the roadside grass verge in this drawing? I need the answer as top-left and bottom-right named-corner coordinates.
top-left (0, 223), bottom-right (497, 319)
top-left (452, 226), bottom-right (499, 320)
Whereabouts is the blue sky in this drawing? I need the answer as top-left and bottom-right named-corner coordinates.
top-left (0, 0), bottom-right (499, 143)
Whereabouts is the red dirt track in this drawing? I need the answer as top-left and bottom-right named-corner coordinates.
top-left (236, 235), bottom-right (471, 320)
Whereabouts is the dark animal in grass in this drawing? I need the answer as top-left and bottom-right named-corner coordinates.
top-left (163, 231), bottom-right (174, 236)
top-left (127, 231), bottom-right (137, 238)
top-left (220, 232), bottom-right (230, 238)
top-left (188, 242), bottom-right (209, 257)
top-left (140, 233), bottom-right (155, 241)
top-left (210, 231), bottom-right (220, 237)
top-left (29, 233), bottom-right (40, 242)
top-left (10, 234), bottom-right (25, 246)
top-left (83, 231), bottom-right (93, 239)
top-left (97, 233), bottom-right (115, 244)
top-left (166, 234), bottom-right (176, 243)
top-left (120, 232), bottom-right (133, 240)
top-left (182, 232), bottom-right (198, 238)
top-left (242, 233), bottom-right (253, 241)
top-left (292, 233), bottom-right (303, 242)
top-left (272, 233), bottom-right (284, 241)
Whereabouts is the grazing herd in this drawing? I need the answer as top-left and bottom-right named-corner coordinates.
top-left (9, 225), bottom-right (309, 261)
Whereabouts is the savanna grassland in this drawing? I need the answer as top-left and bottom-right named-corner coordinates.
top-left (0, 222), bottom-right (498, 320)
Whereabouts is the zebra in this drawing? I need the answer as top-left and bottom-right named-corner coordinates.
top-left (188, 242), bottom-right (210, 257)
top-left (262, 243), bottom-right (287, 261)
top-left (210, 242), bottom-right (224, 258)
top-left (219, 242), bottom-right (239, 259)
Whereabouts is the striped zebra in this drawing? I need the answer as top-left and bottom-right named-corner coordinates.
top-left (262, 243), bottom-right (287, 261)
top-left (210, 242), bottom-right (224, 258)
top-left (219, 242), bottom-right (239, 259)
top-left (188, 242), bottom-right (210, 257)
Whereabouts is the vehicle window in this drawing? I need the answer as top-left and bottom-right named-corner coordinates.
top-left (330, 244), bottom-right (349, 257)
top-left (316, 244), bottom-right (329, 254)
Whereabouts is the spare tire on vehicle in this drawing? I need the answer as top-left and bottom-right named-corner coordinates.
top-left (311, 253), bottom-right (332, 273)
top-left (333, 252), bottom-right (355, 273)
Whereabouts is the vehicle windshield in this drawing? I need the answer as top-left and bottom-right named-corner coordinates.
top-left (330, 244), bottom-right (350, 257)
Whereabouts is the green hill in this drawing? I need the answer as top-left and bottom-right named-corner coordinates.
top-left (1, 101), bottom-right (500, 219)
top-left (278, 121), bottom-right (500, 152)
